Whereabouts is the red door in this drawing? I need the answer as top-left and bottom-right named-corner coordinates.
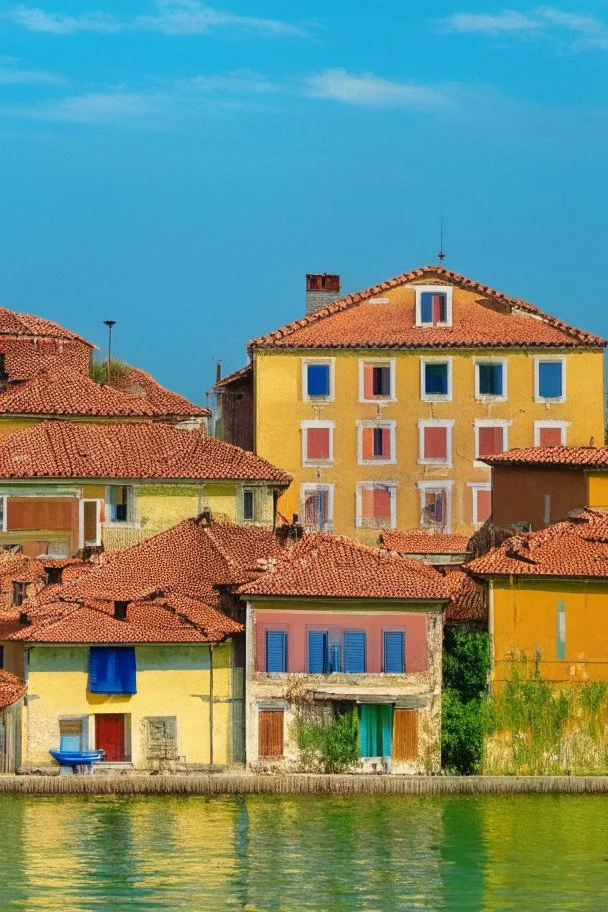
top-left (96, 714), bottom-right (126, 762)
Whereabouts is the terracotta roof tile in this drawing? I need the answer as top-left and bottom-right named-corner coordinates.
top-left (380, 530), bottom-right (471, 555)
top-left (108, 365), bottom-right (209, 418)
top-left (249, 265), bottom-right (605, 351)
top-left (0, 669), bottom-right (26, 708)
top-left (482, 446), bottom-right (608, 468)
top-left (213, 364), bottom-right (252, 390)
top-left (468, 511), bottom-right (608, 578)
top-left (0, 421), bottom-right (291, 483)
top-left (0, 307), bottom-right (93, 347)
top-left (239, 532), bottom-right (450, 600)
top-left (443, 569), bottom-right (487, 626)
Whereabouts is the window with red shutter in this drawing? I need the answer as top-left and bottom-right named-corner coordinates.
top-left (361, 362), bottom-right (392, 400)
top-left (475, 489), bottom-right (492, 524)
top-left (538, 426), bottom-right (563, 447)
top-left (306, 427), bottom-right (330, 461)
top-left (358, 484), bottom-right (395, 528)
top-left (423, 426), bottom-right (447, 461)
top-left (478, 426), bottom-right (505, 458)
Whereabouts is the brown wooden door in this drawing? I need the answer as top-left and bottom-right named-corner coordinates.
top-left (393, 709), bottom-right (419, 761)
top-left (96, 714), bottom-right (126, 762)
top-left (258, 710), bottom-right (284, 758)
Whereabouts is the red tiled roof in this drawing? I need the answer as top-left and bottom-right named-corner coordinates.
top-left (213, 364), bottom-right (252, 390)
top-left (9, 518), bottom-right (283, 644)
top-left (239, 532), bottom-right (450, 601)
top-left (0, 421), bottom-right (292, 483)
top-left (248, 265), bottom-right (605, 351)
top-left (0, 307), bottom-right (93, 347)
top-left (108, 365), bottom-right (209, 418)
top-left (482, 446), bottom-right (608, 469)
top-left (443, 569), bottom-right (487, 626)
top-left (0, 669), bottom-right (26, 708)
top-left (468, 511), bottom-right (608, 578)
top-left (380, 530), bottom-right (471, 555)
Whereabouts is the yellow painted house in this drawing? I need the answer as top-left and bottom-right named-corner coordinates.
top-left (219, 266), bottom-right (605, 543)
top-left (468, 510), bottom-right (608, 685)
top-left (0, 517), bottom-right (285, 770)
top-left (0, 421), bottom-right (290, 556)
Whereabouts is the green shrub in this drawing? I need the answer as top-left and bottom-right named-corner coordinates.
top-left (90, 358), bottom-right (129, 385)
top-left (441, 689), bottom-right (485, 774)
top-left (295, 708), bottom-right (359, 773)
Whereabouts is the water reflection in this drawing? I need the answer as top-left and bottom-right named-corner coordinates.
top-left (0, 793), bottom-right (607, 910)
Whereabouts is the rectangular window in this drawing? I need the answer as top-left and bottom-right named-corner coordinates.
top-left (266, 631), bottom-right (287, 673)
top-left (305, 362), bottom-right (330, 399)
top-left (258, 710), bottom-right (284, 758)
top-left (145, 716), bottom-right (178, 760)
top-left (106, 486), bottom-right (133, 524)
top-left (302, 485), bottom-right (333, 531)
top-left (535, 422), bottom-right (567, 447)
top-left (357, 484), bottom-right (396, 529)
top-left (536, 360), bottom-right (564, 401)
top-left (472, 486), bottom-right (492, 525)
top-left (383, 631), bottom-right (405, 673)
top-left (308, 630), bottom-right (328, 673)
top-left (243, 488), bottom-right (254, 521)
top-left (358, 704), bottom-right (393, 758)
top-left (344, 631), bottom-right (366, 673)
top-left (59, 717), bottom-right (87, 752)
top-left (359, 422), bottom-right (395, 463)
top-left (392, 709), bottom-right (419, 761)
top-left (420, 292), bottom-right (447, 325)
top-left (83, 500), bottom-right (100, 546)
top-left (423, 362), bottom-right (449, 397)
top-left (302, 423), bottom-right (333, 464)
top-left (88, 647), bottom-right (136, 695)
top-left (419, 421), bottom-right (453, 465)
top-left (328, 642), bottom-right (342, 673)
top-left (0, 496), bottom-right (5, 532)
top-left (477, 362), bottom-right (504, 397)
top-left (477, 425), bottom-right (506, 459)
top-left (420, 485), bottom-right (450, 530)
top-left (556, 600), bottom-right (566, 660)
top-left (360, 360), bottom-right (394, 401)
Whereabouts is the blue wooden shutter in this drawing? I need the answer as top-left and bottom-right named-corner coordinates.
top-left (539, 362), bottom-right (562, 399)
top-left (89, 647), bottom-right (136, 694)
top-left (266, 631), bottom-right (287, 672)
top-left (116, 648), bottom-right (137, 694)
top-left (308, 631), bottom-right (327, 673)
top-left (307, 364), bottom-right (329, 397)
top-left (420, 292), bottom-right (433, 323)
top-left (384, 631), bottom-right (405, 673)
top-left (344, 631), bottom-right (366, 673)
top-left (89, 647), bottom-right (109, 693)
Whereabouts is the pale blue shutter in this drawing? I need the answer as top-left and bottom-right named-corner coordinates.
top-left (344, 631), bottom-right (366, 673)
top-left (384, 631), bottom-right (405, 673)
top-left (266, 631), bottom-right (287, 672)
top-left (539, 362), bottom-right (562, 399)
top-left (308, 631), bottom-right (328, 673)
top-left (420, 292), bottom-right (433, 323)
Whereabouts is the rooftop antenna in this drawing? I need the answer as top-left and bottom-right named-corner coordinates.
top-left (103, 320), bottom-right (116, 385)
top-left (438, 219), bottom-right (445, 265)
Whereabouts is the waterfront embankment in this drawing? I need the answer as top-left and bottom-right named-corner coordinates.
top-left (3, 773), bottom-right (608, 795)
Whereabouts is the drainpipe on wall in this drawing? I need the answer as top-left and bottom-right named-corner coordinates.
top-left (209, 644), bottom-right (215, 766)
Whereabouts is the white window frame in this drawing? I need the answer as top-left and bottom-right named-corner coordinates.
top-left (417, 481), bottom-right (454, 533)
top-left (301, 420), bottom-right (335, 467)
top-left (302, 357), bottom-right (335, 403)
top-left (300, 483), bottom-right (334, 532)
top-left (418, 419), bottom-right (454, 466)
top-left (358, 358), bottom-right (396, 403)
top-left (414, 284), bottom-right (453, 328)
top-left (534, 355), bottom-right (566, 404)
top-left (104, 484), bottom-right (137, 526)
top-left (242, 486), bottom-right (256, 523)
top-left (420, 357), bottom-right (453, 402)
top-left (534, 420), bottom-right (570, 447)
top-left (467, 482), bottom-right (492, 526)
top-left (0, 495), bottom-right (6, 532)
top-left (474, 419), bottom-right (512, 467)
top-left (474, 357), bottom-right (508, 402)
top-left (355, 482), bottom-right (398, 530)
top-left (357, 420), bottom-right (397, 465)
top-left (79, 498), bottom-right (102, 548)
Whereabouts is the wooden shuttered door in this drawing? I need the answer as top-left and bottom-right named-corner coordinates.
top-left (258, 710), bottom-right (284, 758)
top-left (392, 709), bottom-right (419, 761)
top-left (6, 498), bottom-right (74, 531)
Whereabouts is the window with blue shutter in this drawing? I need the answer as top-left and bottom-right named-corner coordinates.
top-left (424, 362), bottom-right (448, 396)
top-left (266, 631), bottom-right (287, 673)
top-left (307, 630), bottom-right (328, 673)
top-left (420, 292), bottom-right (433, 323)
top-left (538, 362), bottom-right (563, 399)
top-left (306, 363), bottom-right (330, 398)
top-left (89, 647), bottom-right (136, 694)
top-left (478, 363), bottom-right (503, 396)
top-left (383, 631), bottom-right (405, 673)
top-left (344, 631), bottom-right (366, 673)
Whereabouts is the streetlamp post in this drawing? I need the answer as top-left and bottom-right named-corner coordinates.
top-left (103, 320), bottom-right (116, 385)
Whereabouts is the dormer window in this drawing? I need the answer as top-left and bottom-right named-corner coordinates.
top-left (415, 285), bottom-right (453, 327)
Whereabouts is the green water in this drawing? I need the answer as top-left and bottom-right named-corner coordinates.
top-left (0, 794), bottom-right (606, 911)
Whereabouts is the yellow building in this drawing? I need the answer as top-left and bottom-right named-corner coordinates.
top-left (220, 266), bottom-right (605, 543)
top-left (0, 420), bottom-right (290, 556)
top-left (468, 510), bottom-right (608, 684)
top-left (0, 516), bottom-right (285, 770)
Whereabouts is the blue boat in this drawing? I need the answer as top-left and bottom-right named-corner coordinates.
top-left (49, 749), bottom-right (106, 767)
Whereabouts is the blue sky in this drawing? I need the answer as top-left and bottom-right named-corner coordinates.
top-left (1, 1), bottom-right (607, 404)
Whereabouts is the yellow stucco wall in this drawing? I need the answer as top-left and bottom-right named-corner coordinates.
top-left (23, 642), bottom-right (236, 767)
top-left (254, 284), bottom-right (604, 541)
top-left (586, 473), bottom-right (608, 509)
top-left (490, 578), bottom-right (608, 684)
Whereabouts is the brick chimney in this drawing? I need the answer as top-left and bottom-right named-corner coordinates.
top-left (306, 274), bottom-right (341, 315)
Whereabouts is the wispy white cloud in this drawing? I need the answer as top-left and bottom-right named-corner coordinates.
top-left (3, 1), bottom-right (307, 37)
top-left (0, 56), bottom-right (67, 85)
top-left (303, 68), bottom-right (464, 110)
top-left (441, 6), bottom-right (608, 50)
